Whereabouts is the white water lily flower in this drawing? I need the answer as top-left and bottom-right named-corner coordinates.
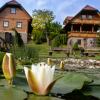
top-left (24, 62), bottom-right (59, 95)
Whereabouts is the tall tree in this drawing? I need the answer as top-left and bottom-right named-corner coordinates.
top-left (32, 9), bottom-right (55, 44)
top-left (32, 9), bottom-right (54, 29)
top-left (45, 21), bottom-right (62, 45)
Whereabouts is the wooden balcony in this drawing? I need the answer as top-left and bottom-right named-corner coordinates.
top-left (68, 31), bottom-right (97, 38)
top-left (72, 19), bottom-right (100, 25)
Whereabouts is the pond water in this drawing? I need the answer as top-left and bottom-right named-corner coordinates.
top-left (1, 68), bottom-right (100, 100)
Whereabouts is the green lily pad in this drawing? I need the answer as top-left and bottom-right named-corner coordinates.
top-left (13, 76), bottom-right (32, 92)
top-left (28, 94), bottom-right (64, 100)
top-left (0, 79), bottom-right (8, 86)
top-left (51, 72), bottom-right (92, 94)
top-left (83, 85), bottom-right (100, 99)
top-left (0, 86), bottom-right (27, 100)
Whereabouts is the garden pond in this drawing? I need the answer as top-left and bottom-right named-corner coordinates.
top-left (0, 67), bottom-right (100, 100)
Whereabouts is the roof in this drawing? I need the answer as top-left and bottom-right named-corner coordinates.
top-left (66, 16), bottom-right (73, 21)
top-left (63, 5), bottom-right (100, 25)
top-left (6, 0), bottom-right (20, 6)
top-left (82, 5), bottom-right (97, 11)
top-left (63, 16), bottom-right (73, 25)
top-left (0, 0), bottom-right (32, 19)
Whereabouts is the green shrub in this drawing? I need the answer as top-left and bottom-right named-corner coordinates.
top-left (52, 35), bottom-right (61, 47)
top-left (0, 52), bottom-right (5, 65)
top-left (12, 29), bottom-right (24, 47)
top-left (51, 34), bottom-right (67, 47)
top-left (73, 42), bottom-right (79, 51)
top-left (0, 52), bottom-right (5, 73)
top-left (11, 46), bottom-right (39, 65)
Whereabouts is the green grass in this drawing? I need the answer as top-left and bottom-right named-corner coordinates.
top-left (27, 43), bottom-right (67, 58)
top-left (27, 42), bottom-right (100, 60)
top-left (10, 42), bottom-right (100, 61)
top-left (27, 43), bottom-right (49, 54)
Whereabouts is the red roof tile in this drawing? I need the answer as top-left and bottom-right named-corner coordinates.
top-left (6, 0), bottom-right (20, 5)
top-left (83, 5), bottom-right (97, 11)
top-left (66, 16), bottom-right (73, 21)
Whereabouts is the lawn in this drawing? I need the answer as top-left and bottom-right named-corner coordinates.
top-left (27, 42), bottom-right (67, 58)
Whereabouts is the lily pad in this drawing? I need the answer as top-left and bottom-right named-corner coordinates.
top-left (51, 72), bottom-right (92, 94)
top-left (28, 94), bottom-right (64, 100)
top-left (0, 79), bottom-right (8, 86)
top-left (13, 76), bottom-right (32, 92)
top-left (0, 86), bottom-right (27, 100)
top-left (83, 85), bottom-right (100, 99)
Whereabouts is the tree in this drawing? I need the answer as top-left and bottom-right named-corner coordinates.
top-left (96, 29), bottom-right (100, 47)
top-left (32, 9), bottom-right (54, 29)
top-left (32, 9), bottom-right (55, 44)
top-left (12, 29), bottom-right (24, 47)
top-left (45, 21), bottom-right (62, 45)
top-left (51, 34), bottom-right (67, 47)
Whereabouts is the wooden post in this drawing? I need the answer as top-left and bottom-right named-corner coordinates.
top-left (80, 25), bottom-right (82, 32)
top-left (92, 25), bottom-right (94, 32)
top-left (71, 24), bottom-right (73, 31)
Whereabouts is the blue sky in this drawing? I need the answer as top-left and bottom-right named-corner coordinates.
top-left (0, 0), bottom-right (100, 25)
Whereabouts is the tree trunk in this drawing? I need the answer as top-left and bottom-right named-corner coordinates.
top-left (46, 34), bottom-right (50, 46)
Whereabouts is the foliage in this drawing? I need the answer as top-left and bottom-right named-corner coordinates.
top-left (11, 46), bottom-right (39, 65)
top-left (0, 52), bottom-right (5, 73)
top-left (28, 95), bottom-right (63, 100)
top-left (32, 9), bottom-right (54, 44)
top-left (52, 72), bottom-right (92, 94)
top-left (60, 29), bottom-right (68, 42)
top-left (0, 52), bottom-right (5, 66)
top-left (72, 42), bottom-right (79, 51)
top-left (12, 29), bottom-right (24, 47)
top-left (31, 9), bottom-right (62, 45)
top-left (52, 34), bottom-right (67, 47)
top-left (96, 31), bottom-right (100, 47)
top-left (45, 21), bottom-right (62, 45)
top-left (0, 63), bottom-right (100, 99)
top-left (52, 35), bottom-right (61, 47)
top-left (0, 86), bottom-right (27, 100)
top-left (32, 30), bottom-right (46, 44)
top-left (32, 9), bottom-right (54, 30)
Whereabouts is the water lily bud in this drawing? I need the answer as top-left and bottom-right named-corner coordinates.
top-left (2, 53), bottom-right (16, 85)
top-left (60, 61), bottom-right (64, 70)
top-left (47, 58), bottom-right (52, 65)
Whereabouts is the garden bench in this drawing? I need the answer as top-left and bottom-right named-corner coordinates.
top-left (84, 51), bottom-right (100, 56)
top-left (84, 48), bottom-right (100, 56)
top-left (51, 47), bottom-right (68, 52)
top-left (50, 47), bottom-right (70, 57)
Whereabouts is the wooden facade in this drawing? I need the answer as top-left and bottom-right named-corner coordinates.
top-left (0, 0), bottom-right (32, 43)
top-left (64, 5), bottom-right (100, 49)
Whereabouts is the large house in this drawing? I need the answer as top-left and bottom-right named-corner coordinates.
top-left (63, 5), bottom-right (100, 49)
top-left (0, 0), bottom-right (32, 44)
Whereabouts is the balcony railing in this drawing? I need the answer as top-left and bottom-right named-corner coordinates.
top-left (68, 31), bottom-right (97, 38)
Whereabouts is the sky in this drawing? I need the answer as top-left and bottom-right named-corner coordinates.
top-left (0, 0), bottom-right (100, 25)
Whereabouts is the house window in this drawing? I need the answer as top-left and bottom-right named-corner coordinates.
top-left (81, 15), bottom-right (86, 19)
top-left (3, 21), bottom-right (9, 27)
top-left (16, 22), bottom-right (22, 28)
top-left (11, 8), bottom-right (16, 14)
top-left (87, 15), bottom-right (93, 19)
